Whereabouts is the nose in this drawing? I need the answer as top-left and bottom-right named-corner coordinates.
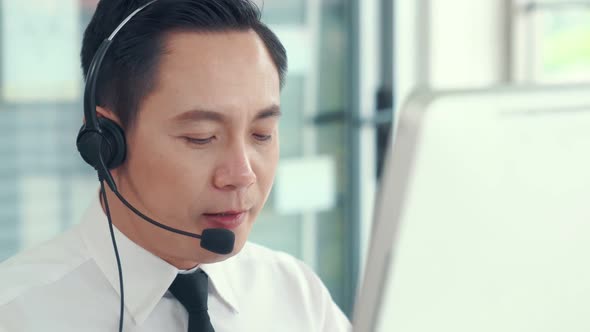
top-left (213, 143), bottom-right (257, 191)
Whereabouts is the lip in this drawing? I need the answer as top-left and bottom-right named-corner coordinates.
top-left (202, 211), bottom-right (247, 230)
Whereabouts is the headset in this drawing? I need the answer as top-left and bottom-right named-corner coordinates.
top-left (76, 0), bottom-right (155, 189)
top-left (76, 1), bottom-right (234, 330)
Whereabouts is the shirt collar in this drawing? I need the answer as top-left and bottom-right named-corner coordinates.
top-left (78, 190), bottom-right (240, 324)
top-left (201, 259), bottom-right (241, 314)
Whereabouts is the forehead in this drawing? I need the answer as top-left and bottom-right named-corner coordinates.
top-left (145, 30), bottom-right (280, 120)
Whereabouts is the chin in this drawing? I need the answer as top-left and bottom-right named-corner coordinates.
top-left (197, 249), bottom-right (236, 264)
top-left (195, 238), bottom-right (247, 264)
top-left (197, 253), bottom-right (232, 264)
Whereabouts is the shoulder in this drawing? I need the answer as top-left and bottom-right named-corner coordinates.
top-left (236, 242), bottom-right (315, 278)
top-left (0, 225), bottom-right (90, 307)
top-left (231, 242), bottom-right (351, 330)
top-left (232, 242), bottom-right (331, 302)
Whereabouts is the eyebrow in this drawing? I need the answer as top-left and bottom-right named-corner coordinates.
top-left (172, 104), bottom-right (282, 124)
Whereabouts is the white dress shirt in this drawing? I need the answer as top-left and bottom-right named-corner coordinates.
top-left (0, 196), bottom-right (351, 332)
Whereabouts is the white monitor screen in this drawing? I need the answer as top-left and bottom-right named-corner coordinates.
top-left (355, 85), bottom-right (590, 332)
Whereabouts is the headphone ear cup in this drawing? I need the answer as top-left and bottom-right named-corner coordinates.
top-left (97, 117), bottom-right (127, 169)
top-left (76, 118), bottom-right (126, 170)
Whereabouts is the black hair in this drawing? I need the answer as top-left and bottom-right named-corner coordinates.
top-left (81, 0), bottom-right (288, 130)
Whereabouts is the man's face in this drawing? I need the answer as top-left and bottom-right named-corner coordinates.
top-left (113, 30), bottom-right (281, 267)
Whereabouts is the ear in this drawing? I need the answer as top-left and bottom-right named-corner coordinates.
top-left (96, 106), bottom-right (121, 123)
top-left (83, 106), bottom-right (123, 127)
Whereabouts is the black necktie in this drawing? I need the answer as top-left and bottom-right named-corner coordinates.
top-left (169, 269), bottom-right (215, 332)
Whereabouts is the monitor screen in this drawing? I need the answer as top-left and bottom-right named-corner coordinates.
top-left (355, 85), bottom-right (590, 332)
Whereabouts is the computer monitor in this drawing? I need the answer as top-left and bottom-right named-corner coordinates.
top-left (353, 85), bottom-right (590, 332)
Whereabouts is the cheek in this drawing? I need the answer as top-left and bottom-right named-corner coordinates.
top-left (135, 137), bottom-right (179, 178)
top-left (254, 143), bottom-right (279, 193)
top-left (155, 139), bottom-right (214, 188)
top-left (127, 132), bottom-right (212, 201)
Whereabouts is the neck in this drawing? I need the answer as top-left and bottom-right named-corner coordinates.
top-left (98, 180), bottom-right (201, 270)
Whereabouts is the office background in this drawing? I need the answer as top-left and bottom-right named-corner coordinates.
top-left (0, 0), bottom-right (589, 317)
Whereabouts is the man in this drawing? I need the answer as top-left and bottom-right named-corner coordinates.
top-left (0, 0), bottom-right (351, 331)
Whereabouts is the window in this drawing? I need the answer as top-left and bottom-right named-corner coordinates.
top-left (512, 0), bottom-right (590, 83)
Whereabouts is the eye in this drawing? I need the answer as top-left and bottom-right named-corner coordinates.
top-left (183, 136), bottom-right (215, 145)
top-left (253, 133), bottom-right (272, 142)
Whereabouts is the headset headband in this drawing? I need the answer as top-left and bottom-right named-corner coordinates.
top-left (83, 0), bottom-right (159, 133)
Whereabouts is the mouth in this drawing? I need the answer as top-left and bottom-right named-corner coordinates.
top-left (202, 210), bottom-right (248, 230)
